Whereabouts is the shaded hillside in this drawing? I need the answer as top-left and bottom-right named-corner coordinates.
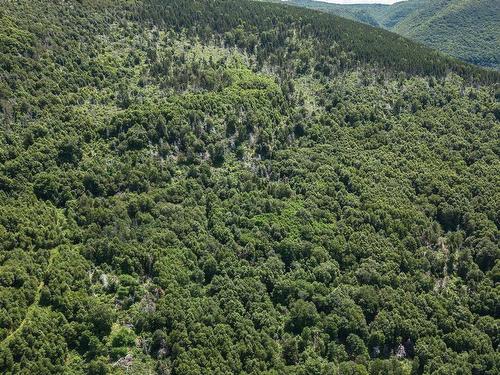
top-left (0, 0), bottom-right (499, 374)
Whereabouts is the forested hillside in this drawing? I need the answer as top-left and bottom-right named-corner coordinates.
top-left (0, 0), bottom-right (499, 374)
top-left (271, 0), bottom-right (500, 70)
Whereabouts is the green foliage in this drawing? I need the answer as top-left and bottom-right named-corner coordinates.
top-left (0, 0), bottom-right (499, 374)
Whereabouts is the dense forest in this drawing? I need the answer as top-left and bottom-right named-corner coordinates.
top-left (0, 0), bottom-right (499, 374)
top-left (269, 0), bottom-right (500, 70)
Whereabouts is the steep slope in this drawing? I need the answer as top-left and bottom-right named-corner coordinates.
top-left (273, 0), bottom-right (500, 69)
top-left (1, 0), bottom-right (499, 374)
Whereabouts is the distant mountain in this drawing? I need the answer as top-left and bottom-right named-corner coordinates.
top-left (271, 0), bottom-right (500, 69)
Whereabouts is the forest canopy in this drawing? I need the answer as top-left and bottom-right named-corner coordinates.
top-left (0, 0), bottom-right (499, 374)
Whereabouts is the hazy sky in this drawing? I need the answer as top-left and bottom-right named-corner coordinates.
top-left (313, 0), bottom-right (402, 4)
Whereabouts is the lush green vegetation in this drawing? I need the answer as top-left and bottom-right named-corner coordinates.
top-left (0, 0), bottom-right (499, 374)
top-left (269, 0), bottom-right (500, 70)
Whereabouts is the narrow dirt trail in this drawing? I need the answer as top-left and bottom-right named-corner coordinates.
top-left (1, 247), bottom-right (58, 346)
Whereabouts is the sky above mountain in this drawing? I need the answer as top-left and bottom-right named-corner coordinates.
top-left (313, 0), bottom-right (402, 4)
